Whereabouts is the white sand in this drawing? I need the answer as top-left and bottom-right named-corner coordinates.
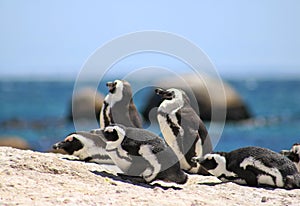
top-left (0, 147), bottom-right (299, 206)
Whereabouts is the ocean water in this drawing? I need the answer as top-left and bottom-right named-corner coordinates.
top-left (0, 79), bottom-right (299, 153)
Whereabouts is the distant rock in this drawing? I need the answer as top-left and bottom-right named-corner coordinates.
top-left (0, 136), bottom-right (31, 150)
top-left (67, 88), bottom-right (104, 122)
top-left (142, 74), bottom-right (251, 122)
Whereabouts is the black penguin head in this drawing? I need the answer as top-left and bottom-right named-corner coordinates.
top-left (52, 133), bottom-right (84, 155)
top-left (285, 173), bottom-right (300, 189)
top-left (106, 81), bottom-right (118, 93)
top-left (106, 80), bottom-right (133, 104)
top-left (194, 152), bottom-right (227, 177)
top-left (282, 143), bottom-right (300, 172)
top-left (103, 124), bottom-right (126, 142)
top-left (156, 88), bottom-right (190, 113)
top-left (155, 88), bottom-right (175, 100)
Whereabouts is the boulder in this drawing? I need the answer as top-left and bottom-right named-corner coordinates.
top-left (67, 87), bottom-right (104, 122)
top-left (142, 74), bottom-right (251, 122)
top-left (0, 136), bottom-right (31, 150)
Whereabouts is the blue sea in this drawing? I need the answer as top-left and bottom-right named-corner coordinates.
top-left (0, 79), bottom-right (300, 153)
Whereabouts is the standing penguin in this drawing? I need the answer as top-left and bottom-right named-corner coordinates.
top-left (281, 143), bottom-right (300, 172)
top-left (155, 88), bottom-right (212, 174)
top-left (100, 80), bottom-right (143, 129)
top-left (91, 124), bottom-right (188, 184)
top-left (193, 146), bottom-right (300, 189)
top-left (52, 131), bottom-right (113, 164)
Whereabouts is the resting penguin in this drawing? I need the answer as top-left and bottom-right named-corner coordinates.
top-left (155, 88), bottom-right (212, 174)
top-left (192, 146), bottom-right (300, 189)
top-left (100, 79), bottom-right (143, 129)
top-left (91, 124), bottom-right (188, 184)
top-left (52, 131), bottom-right (114, 164)
top-left (281, 143), bottom-right (300, 172)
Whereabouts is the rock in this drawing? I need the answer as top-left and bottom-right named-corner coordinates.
top-left (0, 147), bottom-right (299, 205)
top-left (142, 74), bottom-right (251, 122)
top-left (0, 136), bottom-right (31, 150)
top-left (67, 88), bottom-right (104, 122)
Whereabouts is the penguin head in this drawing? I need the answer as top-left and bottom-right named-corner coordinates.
top-left (156, 88), bottom-right (189, 113)
top-left (290, 143), bottom-right (300, 172)
top-left (285, 173), bottom-right (300, 189)
top-left (193, 153), bottom-right (227, 177)
top-left (103, 124), bottom-right (126, 149)
top-left (281, 143), bottom-right (300, 172)
top-left (105, 80), bottom-right (132, 104)
top-left (52, 133), bottom-right (84, 155)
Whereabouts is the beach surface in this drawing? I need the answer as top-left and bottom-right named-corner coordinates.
top-left (0, 147), bottom-right (299, 206)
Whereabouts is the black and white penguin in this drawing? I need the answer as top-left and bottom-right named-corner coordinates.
top-left (100, 80), bottom-right (143, 129)
top-left (52, 131), bottom-right (113, 164)
top-left (155, 88), bottom-right (212, 174)
top-left (91, 124), bottom-right (188, 184)
top-left (281, 143), bottom-right (300, 172)
top-left (192, 146), bottom-right (300, 189)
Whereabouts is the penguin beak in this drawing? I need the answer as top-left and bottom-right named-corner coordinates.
top-left (106, 81), bottom-right (117, 93)
top-left (155, 88), bottom-right (174, 100)
top-left (280, 150), bottom-right (292, 156)
top-left (52, 141), bottom-right (66, 149)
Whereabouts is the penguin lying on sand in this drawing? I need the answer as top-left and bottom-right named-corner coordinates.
top-left (156, 88), bottom-right (212, 174)
top-left (192, 146), bottom-right (300, 189)
top-left (53, 132), bottom-right (113, 164)
top-left (281, 143), bottom-right (300, 172)
top-left (91, 124), bottom-right (188, 184)
top-left (100, 80), bottom-right (143, 129)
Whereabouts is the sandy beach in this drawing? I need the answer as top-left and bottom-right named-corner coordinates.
top-left (0, 147), bottom-right (299, 206)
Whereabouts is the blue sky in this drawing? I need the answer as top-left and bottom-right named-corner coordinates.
top-left (0, 1), bottom-right (299, 79)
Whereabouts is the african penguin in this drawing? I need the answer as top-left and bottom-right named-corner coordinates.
top-left (52, 131), bottom-right (114, 164)
top-left (91, 124), bottom-right (188, 184)
top-left (281, 143), bottom-right (300, 172)
top-left (192, 146), bottom-right (300, 189)
top-left (100, 79), bottom-right (143, 129)
top-left (156, 88), bottom-right (212, 174)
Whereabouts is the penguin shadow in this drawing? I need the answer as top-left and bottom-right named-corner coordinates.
top-left (90, 170), bottom-right (182, 190)
top-left (197, 181), bottom-right (226, 186)
top-left (61, 157), bottom-right (84, 162)
top-left (198, 181), bottom-right (277, 190)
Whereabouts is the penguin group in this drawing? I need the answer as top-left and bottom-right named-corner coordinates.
top-left (53, 79), bottom-right (300, 189)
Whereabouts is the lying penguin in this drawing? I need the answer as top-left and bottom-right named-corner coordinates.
top-left (91, 124), bottom-right (188, 184)
top-left (52, 131), bottom-right (114, 164)
top-left (281, 143), bottom-right (300, 172)
top-left (192, 146), bottom-right (300, 189)
top-left (100, 79), bottom-right (143, 129)
top-left (156, 88), bottom-right (212, 174)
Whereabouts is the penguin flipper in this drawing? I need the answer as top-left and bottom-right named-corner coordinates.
top-left (129, 102), bottom-right (143, 128)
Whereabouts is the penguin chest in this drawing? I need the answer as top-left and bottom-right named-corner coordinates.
top-left (157, 112), bottom-right (183, 146)
top-left (157, 113), bottom-right (191, 170)
top-left (100, 101), bottom-right (113, 128)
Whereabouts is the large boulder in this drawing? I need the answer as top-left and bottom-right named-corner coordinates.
top-left (0, 136), bottom-right (31, 150)
top-left (142, 74), bottom-right (251, 122)
top-left (67, 88), bottom-right (104, 122)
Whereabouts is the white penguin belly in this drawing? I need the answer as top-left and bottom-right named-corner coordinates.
top-left (139, 145), bottom-right (161, 182)
top-left (240, 156), bottom-right (284, 187)
top-left (106, 146), bottom-right (132, 172)
top-left (157, 114), bottom-right (191, 170)
top-left (257, 175), bottom-right (275, 186)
